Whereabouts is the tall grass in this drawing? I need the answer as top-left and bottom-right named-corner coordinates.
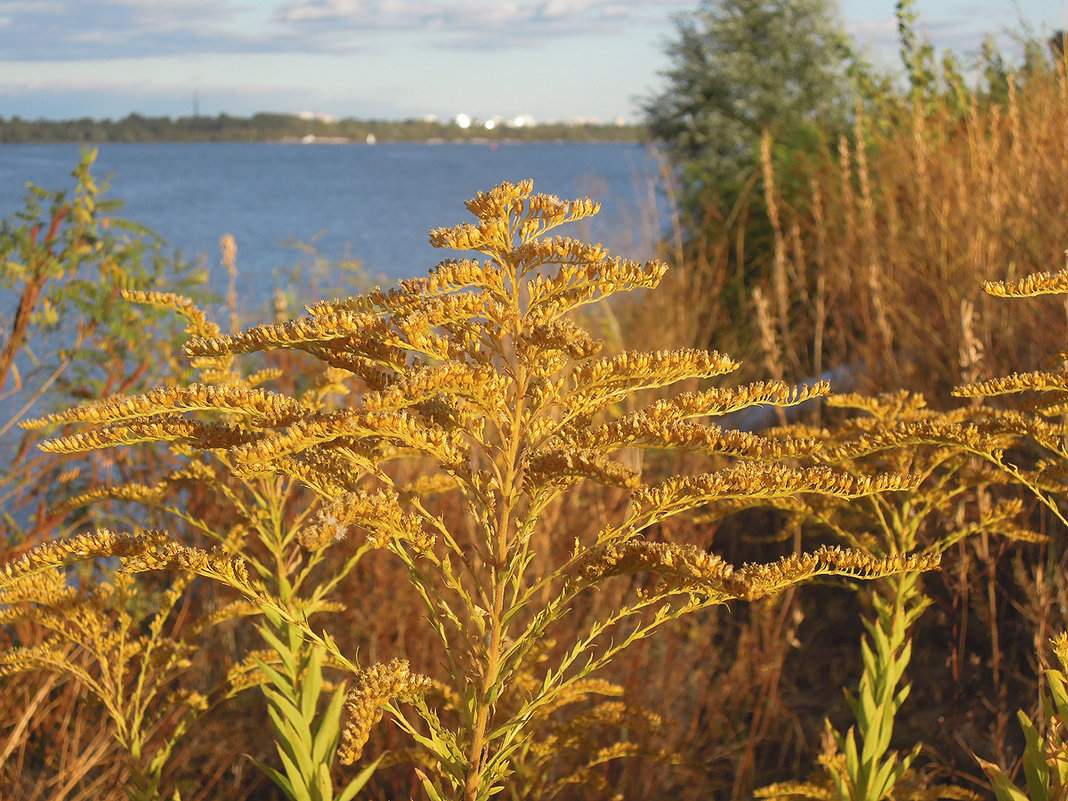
top-left (749, 64), bottom-right (1068, 399)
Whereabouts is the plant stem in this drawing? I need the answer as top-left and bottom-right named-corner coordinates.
top-left (465, 325), bottom-right (528, 801)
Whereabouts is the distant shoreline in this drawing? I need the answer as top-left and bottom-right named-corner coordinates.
top-left (0, 112), bottom-right (646, 145)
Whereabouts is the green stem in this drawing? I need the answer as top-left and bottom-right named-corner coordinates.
top-left (464, 276), bottom-right (528, 801)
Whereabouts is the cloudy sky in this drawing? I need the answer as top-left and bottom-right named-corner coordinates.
top-left (0, 0), bottom-right (1062, 124)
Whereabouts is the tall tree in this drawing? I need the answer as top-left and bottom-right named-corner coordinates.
top-left (642, 0), bottom-right (856, 207)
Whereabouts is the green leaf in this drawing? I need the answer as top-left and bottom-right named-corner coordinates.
top-left (887, 639), bottom-right (912, 688)
top-left (336, 754), bottom-right (385, 801)
top-left (414, 768), bottom-right (449, 801)
top-left (871, 704), bottom-right (894, 762)
top-left (870, 753), bottom-right (900, 801)
top-left (859, 638), bottom-right (878, 686)
top-left (405, 729), bottom-right (465, 780)
top-left (1049, 671), bottom-right (1068, 723)
top-left (302, 645), bottom-right (325, 727)
top-left (844, 687), bottom-right (862, 721)
top-left (249, 755), bottom-right (298, 800)
top-left (893, 682), bottom-right (911, 711)
top-left (274, 743), bottom-right (314, 801)
top-left (263, 700), bottom-right (316, 792)
top-left (871, 624), bottom-right (893, 667)
top-left (1018, 710), bottom-right (1050, 801)
top-left (262, 684), bottom-right (310, 748)
top-left (312, 684), bottom-right (347, 767)
top-left (978, 757), bottom-right (1031, 801)
top-left (259, 624), bottom-right (298, 676)
top-left (314, 762), bottom-right (334, 801)
top-left (843, 727), bottom-right (860, 777)
top-left (256, 658), bottom-right (295, 694)
top-left (857, 683), bottom-right (878, 731)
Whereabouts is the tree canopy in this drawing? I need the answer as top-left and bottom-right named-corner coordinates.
top-left (642, 0), bottom-right (856, 205)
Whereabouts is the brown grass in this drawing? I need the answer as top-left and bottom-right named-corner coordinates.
top-left (752, 66), bottom-right (1068, 401)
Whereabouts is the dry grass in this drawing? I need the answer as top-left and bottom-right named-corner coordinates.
top-left (751, 66), bottom-right (1068, 401)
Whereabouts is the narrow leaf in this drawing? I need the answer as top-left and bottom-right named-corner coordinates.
top-left (337, 754), bottom-right (385, 801)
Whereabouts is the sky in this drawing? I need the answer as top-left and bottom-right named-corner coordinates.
top-left (0, 0), bottom-right (1063, 125)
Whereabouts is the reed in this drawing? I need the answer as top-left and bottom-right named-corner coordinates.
top-left (733, 63), bottom-right (1068, 400)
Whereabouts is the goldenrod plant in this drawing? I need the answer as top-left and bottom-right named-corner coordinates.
top-left (753, 390), bottom-right (1042, 801)
top-left (760, 252), bottom-right (1068, 801)
top-left (814, 393), bottom-right (1040, 801)
top-left (16, 180), bottom-right (938, 800)
top-left (947, 259), bottom-right (1068, 801)
top-left (951, 263), bottom-right (1068, 526)
top-left (0, 529), bottom-right (288, 798)
top-left (0, 543), bottom-right (210, 801)
top-left (20, 290), bottom-right (379, 801)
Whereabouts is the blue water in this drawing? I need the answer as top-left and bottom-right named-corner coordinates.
top-left (0, 140), bottom-right (671, 509)
top-left (0, 141), bottom-right (667, 311)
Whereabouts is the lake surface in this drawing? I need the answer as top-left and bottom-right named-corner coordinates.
top-left (0, 141), bottom-right (668, 313)
top-left (0, 140), bottom-right (672, 491)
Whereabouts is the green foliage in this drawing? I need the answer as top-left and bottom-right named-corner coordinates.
top-left (640, 0), bottom-right (863, 358)
top-left (894, 0), bottom-right (939, 102)
top-left (642, 0), bottom-right (855, 207)
top-left (0, 148), bottom-right (203, 401)
top-left (249, 616), bottom-right (379, 801)
top-left (0, 147), bottom-right (206, 543)
top-left (822, 575), bottom-right (926, 801)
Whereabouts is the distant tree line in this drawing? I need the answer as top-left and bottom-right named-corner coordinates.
top-left (0, 112), bottom-right (644, 144)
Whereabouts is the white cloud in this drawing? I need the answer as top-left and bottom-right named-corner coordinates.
top-left (540, 0), bottom-right (596, 16)
top-left (0, 0), bottom-right (275, 60)
top-left (5, 0), bottom-right (1053, 77)
top-left (276, 0), bottom-right (367, 22)
top-left (0, 0), bottom-right (699, 64)
top-left (273, 0), bottom-right (683, 37)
